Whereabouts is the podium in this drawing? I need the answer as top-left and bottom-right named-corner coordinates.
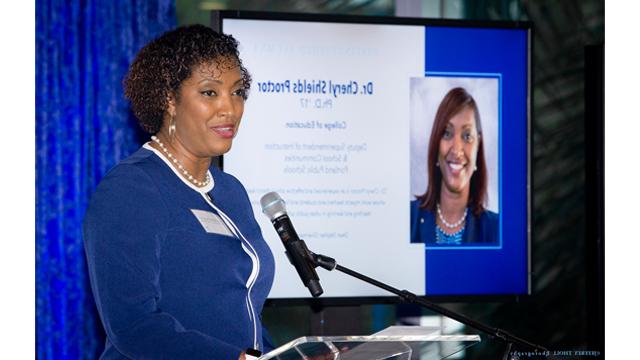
top-left (259, 326), bottom-right (481, 360)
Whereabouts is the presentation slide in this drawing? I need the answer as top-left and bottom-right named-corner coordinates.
top-left (223, 19), bottom-right (426, 298)
top-left (222, 17), bottom-right (530, 299)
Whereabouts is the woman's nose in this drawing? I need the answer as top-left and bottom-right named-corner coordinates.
top-left (452, 137), bottom-right (464, 157)
top-left (218, 95), bottom-right (236, 118)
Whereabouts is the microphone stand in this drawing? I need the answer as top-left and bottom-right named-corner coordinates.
top-left (307, 251), bottom-right (549, 360)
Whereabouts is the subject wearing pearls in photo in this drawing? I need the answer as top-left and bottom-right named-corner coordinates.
top-left (410, 87), bottom-right (499, 246)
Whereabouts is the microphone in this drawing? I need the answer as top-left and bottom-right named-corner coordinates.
top-left (260, 192), bottom-right (323, 297)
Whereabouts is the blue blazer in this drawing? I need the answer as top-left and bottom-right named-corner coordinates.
top-left (410, 200), bottom-right (499, 245)
top-left (84, 146), bottom-right (275, 359)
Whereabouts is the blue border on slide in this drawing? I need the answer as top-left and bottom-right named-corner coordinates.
top-left (424, 71), bottom-right (503, 250)
top-left (424, 26), bottom-right (528, 295)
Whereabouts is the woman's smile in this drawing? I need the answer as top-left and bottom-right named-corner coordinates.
top-left (447, 161), bottom-right (466, 173)
top-left (210, 123), bottom-right (236, 139)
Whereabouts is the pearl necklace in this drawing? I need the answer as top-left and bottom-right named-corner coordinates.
top-left (151, 135), bottom-right (211, 188)
top-left (437, 203), bottom-right (467, 229)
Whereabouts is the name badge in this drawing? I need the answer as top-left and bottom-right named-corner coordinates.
top-left (190, 209), bottom-right (235, 237)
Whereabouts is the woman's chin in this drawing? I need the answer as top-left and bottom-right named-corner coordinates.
top-left (442, 181), bottom-right (470, 195)
top-left (205, 142), bottom-right (233, 157)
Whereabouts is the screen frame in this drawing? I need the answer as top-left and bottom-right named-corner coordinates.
top-left (213, 10), bottom-right (533, 305)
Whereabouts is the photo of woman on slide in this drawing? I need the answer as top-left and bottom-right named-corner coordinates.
top-left (410, 87), bottom-right (498, 245)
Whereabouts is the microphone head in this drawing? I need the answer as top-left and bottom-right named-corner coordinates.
top-left (260, 192), bottom-right (287, 220)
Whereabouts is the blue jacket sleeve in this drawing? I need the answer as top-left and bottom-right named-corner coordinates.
top-left (83, 165), bottom-right (242, 360)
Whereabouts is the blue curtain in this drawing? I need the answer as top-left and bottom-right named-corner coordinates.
top-left (36, 1), bottom-right (175, 358)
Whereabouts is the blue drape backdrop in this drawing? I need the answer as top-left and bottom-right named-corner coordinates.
top-left (36, 1), bottom-right (175, 358)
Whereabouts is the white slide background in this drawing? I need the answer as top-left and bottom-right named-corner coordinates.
top-left (224, 19), bottom-right (425, 298)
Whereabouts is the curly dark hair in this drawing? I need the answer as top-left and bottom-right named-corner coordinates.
top-left (123, 24), bottom-right (252, 134)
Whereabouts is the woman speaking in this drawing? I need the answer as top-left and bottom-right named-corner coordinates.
top-left (83, 25), bottom-right (274, 359)
top-left (411, 87), bottom-right (498, 245)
